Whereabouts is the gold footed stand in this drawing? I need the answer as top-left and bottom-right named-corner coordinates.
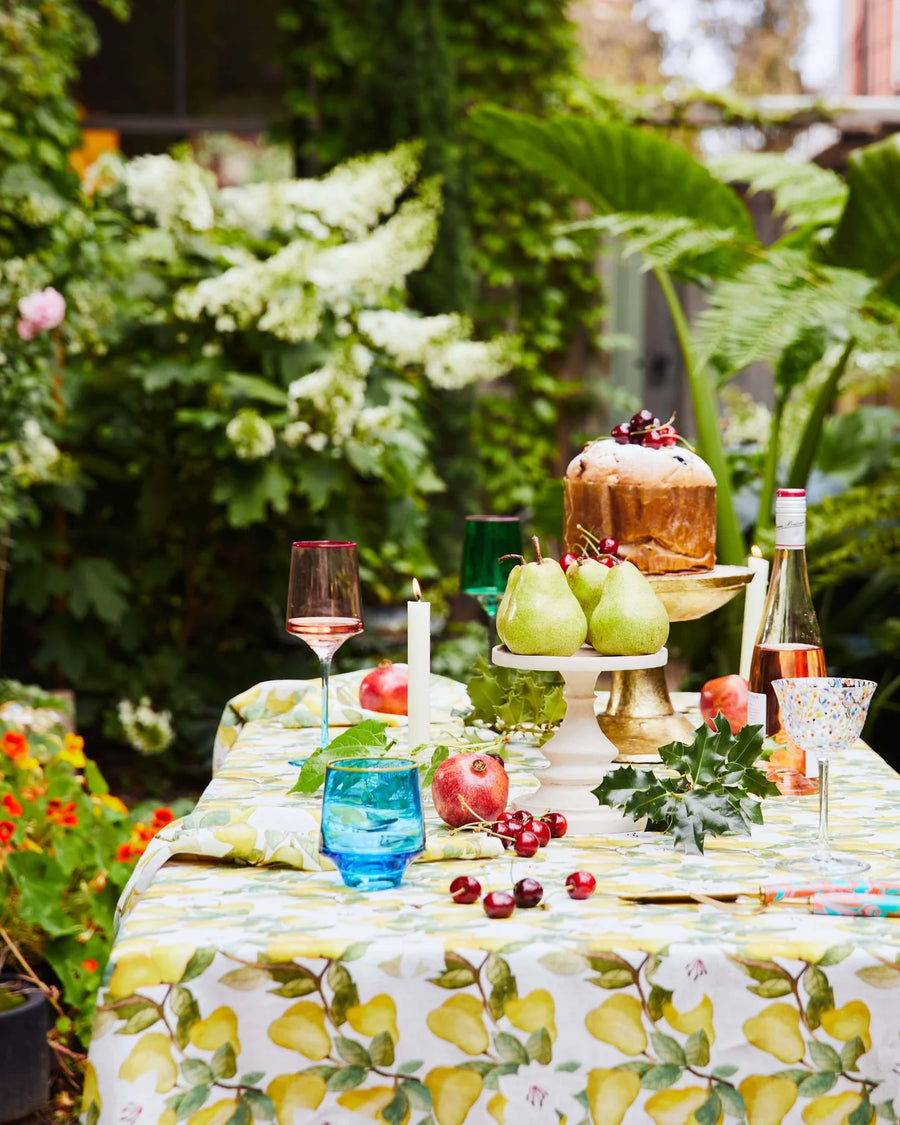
top-left (601, 565), bottom-right (753, 763)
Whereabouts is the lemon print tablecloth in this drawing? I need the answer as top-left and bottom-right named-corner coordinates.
top-left (84, 679), bottom-right (900, 1125)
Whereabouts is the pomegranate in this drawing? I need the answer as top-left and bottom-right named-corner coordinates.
top-left (359, 660), bottom-right (408, 715)
top-left (431, 753), bottom-right (509, 828)
top-left (699, 674), bottom-right (748, 734)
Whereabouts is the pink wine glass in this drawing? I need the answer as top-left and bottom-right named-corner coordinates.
top-left (773, 677), bottom-right (877, 875)
top-left (286, 541), bottom-right (363, 750)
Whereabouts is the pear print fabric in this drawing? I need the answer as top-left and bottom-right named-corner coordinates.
top-left (84, 680), bottom-right (900, 1124)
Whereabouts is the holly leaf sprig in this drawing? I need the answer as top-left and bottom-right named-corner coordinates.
top-left (592, 714), bottom-right (780, 854)
top-left (464, 657), bottom-right (566, 745)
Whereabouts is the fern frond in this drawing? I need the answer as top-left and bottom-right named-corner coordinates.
top-left (694, 250), bottom-right (876, 378)
top-left (805, 468), bottom-right (900, 591)
top-left (569, 212), bottom-right (751, 283)
top-left (709, 151), bottom-right (848, 229)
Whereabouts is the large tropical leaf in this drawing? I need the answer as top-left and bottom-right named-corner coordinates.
top-left (825, 133), bottom-right (900, 302)
top-left (709, 151), bottom-right (847, 229)
top-left (470, 106), bottom-right (757, 240)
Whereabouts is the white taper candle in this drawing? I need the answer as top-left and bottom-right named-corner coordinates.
top-left (739, 548), bottom-right (770, 680)
top-left (407, 578), bottom-right (431, 749)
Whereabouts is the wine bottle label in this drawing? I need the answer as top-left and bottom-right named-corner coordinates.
top-left (775, 496), bottom-right (806, 549)
top-left (805, 749), bottom-right (819, 778)
top-left (747, 692), bottom-right (767, 729)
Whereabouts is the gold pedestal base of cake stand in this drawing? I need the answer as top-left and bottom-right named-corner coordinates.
top-left (601, 565), bottom-right (754, 764)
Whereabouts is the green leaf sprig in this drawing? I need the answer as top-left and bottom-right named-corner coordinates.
top-left (287, 720), bottom-right (457, 796)
top-left (592, 714), bottom-right (780, 854)
top-left (464, 657), bottom-right (565, 745)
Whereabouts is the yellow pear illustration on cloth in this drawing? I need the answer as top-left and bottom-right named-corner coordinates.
top-left (267, 1000), bottom-right (331, 1059)
top-left (584, 993), bottom-right (647, 1055)
top-left (504, 988), bottom-right (557, 1041)
top-left (645, 1086), bottom-right (714, 1125)
top-left (424, 1067), bottom-right (483, 1125)
top-left (427, 993), bottom-right (490, 1055)
top-left (502, 537), bottom-right (587, 656)
top-left (738, 1075), bottom-right (798, 1125)
top-left (589, 560), bottom-right (669, 655)
top-left (266, 1074), bottom-right (327, 1124)
top-left (743, 1002), bottom-right (805, 1063)
top-left (346, 993), bottom-right (400, 1043)
top-left (586, 1068), bottom-right (641, 1125)
top-left (820, 1000), bottom-right (871, 1052)
top-left (802, 1090), bottom-right (869, 1125)
top-left (118, 1032), bottom-right (178, 1093)
top-left (188, 1006), bottom-right (241, 1054)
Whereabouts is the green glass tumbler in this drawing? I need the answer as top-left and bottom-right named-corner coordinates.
top-left (460, 515), bottom-right (522, 651)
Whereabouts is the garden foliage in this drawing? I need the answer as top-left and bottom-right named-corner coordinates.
top-left (4, 142), bottom-right (514, 778)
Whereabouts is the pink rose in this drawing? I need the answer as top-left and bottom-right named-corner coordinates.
top-left (16, 286), bottom-right (66, 339)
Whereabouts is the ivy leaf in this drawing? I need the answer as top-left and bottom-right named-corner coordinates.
top-left (464, 658), bottom-right (565, 744)
top-left (593, 718), bottom-right (778, 854)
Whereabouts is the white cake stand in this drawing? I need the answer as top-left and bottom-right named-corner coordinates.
top-left (491, 644), bottom-right (668, 835)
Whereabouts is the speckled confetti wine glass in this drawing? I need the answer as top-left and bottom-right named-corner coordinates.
top-left (773, 677), bottom-right (877, 875)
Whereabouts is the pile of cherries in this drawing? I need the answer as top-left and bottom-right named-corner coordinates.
top-left (560, 537), bottom-right (619, 573)
top-left (450, 870), bottom-right (597, 918)
top-left (487, 808), bottom-right (567, 858)
top-left (611, 408), bottom-right (680, 449)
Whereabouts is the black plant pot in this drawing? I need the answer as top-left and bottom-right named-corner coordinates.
top-left (0, 976), bottom-right (51, 1122)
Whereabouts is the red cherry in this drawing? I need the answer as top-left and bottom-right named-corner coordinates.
top-left (630, 409), bottom-right (655, 428)
top-left (510, 810), bottom-right (531, 825)
top-left (523, 818), bottom-right (551, 848)
top-left (483, 891), bottom-right (516, 919)
top-left (449, 875), bottom-right (482, 904)
top-left (566, 871), bottom-right (596, 900)
top-left (560, 552), bottom-right (580, 572)
top-left (514, 830), bottom-right (540, 858)
top-left (540, 812), bottom-right (568, 839)
top-left (658, 423), bottom-right (679, 447)
top-left (599, 556), bottom-right (616, 568)
top-left (611, 422), bottom-right (631, 444)
top-left (485, 752), bottom-right (506, 769)
top-left (513, 877), bottom-right (544, 909)
top-left (490, 820), bottom-right (516, 848)
top-left (643, 428), bottom-right (664, 449)
top-left (598, 537), bottom-right (619, 556)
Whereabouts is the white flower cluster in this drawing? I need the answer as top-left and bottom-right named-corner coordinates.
top-left (424, 337), bottom-right (518, 391)
top-left (5, 420), bottom-right (61, 484)
top-left (225, 409), bottom-right (276, 460)
top-left (719, 387), bottom-right (772, 447)
top-left (120, 155), bottom-right (216, 231)
top-left (217, 141), bottom-right (424, 239)
top-left (175, 177), bottom-right (441, 339)
top-left (117, 697), bottom-right (175, 756)
top-left (288, 343), bottom-right (373, 447)
top-left (117, 693), bottom-right (174, 756)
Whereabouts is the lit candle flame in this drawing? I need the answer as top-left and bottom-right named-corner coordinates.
top-left (411, 578), bottom-right (422, 601)
top-left (750, 544), bottom-right (762, 558)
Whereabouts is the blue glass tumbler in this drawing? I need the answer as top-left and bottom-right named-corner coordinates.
top-left (320, 757), bottom-right (425, 890)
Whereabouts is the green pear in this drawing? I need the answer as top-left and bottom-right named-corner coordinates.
top-left (504, 538), bottom-right (587, 657)
top-left (566, 557), bottom-right (611, 621)
top-left (496, 562), bottom-right (522, 647)
top-left (588, 561), bottom-right (669, 656)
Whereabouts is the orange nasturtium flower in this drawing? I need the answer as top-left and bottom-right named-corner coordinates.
top-left (1, 731), bottom-right (28, 761)
top-left (115, 842), bottom-right (137, 863)
top-left (1, 793), bottom-right (22, 818)
top-left (151, 807), bottom-right (174, 830)
top-left (0, 820), bottom-right (16, 843)
top-left (47, 799), bottom-right (79, 827)
top-left (80, 959), bottom-right (100, 973)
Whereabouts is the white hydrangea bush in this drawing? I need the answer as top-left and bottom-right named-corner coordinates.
top-left (90, 143), bottom-right (516, 465)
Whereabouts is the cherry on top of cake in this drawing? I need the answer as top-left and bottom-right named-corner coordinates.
top-left (567, 410), bottom-right (715, 487)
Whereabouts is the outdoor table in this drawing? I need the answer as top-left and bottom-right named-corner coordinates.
top-left (83, 675), bottom-right (900, 1125)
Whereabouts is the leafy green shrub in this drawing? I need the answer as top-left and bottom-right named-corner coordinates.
top-left (4, 143), bottom-right (514, 782)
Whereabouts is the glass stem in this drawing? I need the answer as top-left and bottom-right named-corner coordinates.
top-left (320, 656), bottom-right (332, 750)
top-left (486, 610), bottom-right (498, 660)
top-left (815, 756), bottom-right (830, 859)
